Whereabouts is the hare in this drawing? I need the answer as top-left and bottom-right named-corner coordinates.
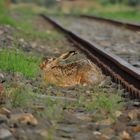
top-left (39, 51), bottom-right (105, 87)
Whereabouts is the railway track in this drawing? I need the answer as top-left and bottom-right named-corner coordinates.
top-left (41, 14), bottom-right (140, 99)
top-left (80, 15), bottom-right (140, 32)
top-left (52, 15), bottom-right (140, 70)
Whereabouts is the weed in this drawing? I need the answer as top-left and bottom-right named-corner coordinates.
top-left (2, 83), bottom-right (36, 108)
top-left (85, 88), bottom-right (122, 120)
top-left (74, 86), bottom-right (123, 121)
top-left (65, 2), bottom-right (140, 22)
top-left (0, 4), bottom-right (64, 43)
top-left (20, 28), bottom-right (63, 41)
top-left (10, 86), bottom-right (34, 108)
top-left (95, 10), bottom-right (140, 22)
top-left (0, 9), bottom-right (16, 26)
top-left (40, 97), bottom-right (64, 120)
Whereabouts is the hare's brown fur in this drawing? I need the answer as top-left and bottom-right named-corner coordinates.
top-left (40, 51), bottom-right (105, 87)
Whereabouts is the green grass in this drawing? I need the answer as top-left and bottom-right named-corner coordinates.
top-left (73, 8), bottom-right (140, 22)
top-left (63, 3), bottom-right (140, 22)
top-left (0, 8), bottom-right (17, 26)
top-left (93, 10), bottom-right (140, 22)
top-left (10, 86), bottom-right (35, 108)
top-left (14, 7), bottom-right (64, 41)
top-left (87, 93), bottom-right (122, 113)
top-left (18, 26), bottom-right (63, 41)
top-left (0, 49), bottom-right (41, 78)
top-left (76, 86), bottom-right (123, 121)
top-left (0, 6), bottom-right (64, 42)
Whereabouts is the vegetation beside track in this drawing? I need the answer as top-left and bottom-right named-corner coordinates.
top-left (81, 4), bottom-right (140, 22)
top-left (47, 0), bottom-right (140, 23)
top-left (0, 49), bottom-right (41, 78)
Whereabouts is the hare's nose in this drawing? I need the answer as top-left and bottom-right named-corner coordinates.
top-left (69, 50), bottom-right (77, 55)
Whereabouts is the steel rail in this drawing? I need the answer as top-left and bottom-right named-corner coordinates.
top-left (80, 15), bottom-right (140, 31)
top-left (40, 14), bottom-right (140, 98)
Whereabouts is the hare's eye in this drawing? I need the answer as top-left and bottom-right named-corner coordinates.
top-left (48, 58), bottom-right (55, 62)
top-left (43, 61), bottom-right (46, 65)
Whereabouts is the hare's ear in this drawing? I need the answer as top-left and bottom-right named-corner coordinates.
top-left (59, 51), bottom-right (77, 60)
top-left (42, 57), bottom-right (55, 63)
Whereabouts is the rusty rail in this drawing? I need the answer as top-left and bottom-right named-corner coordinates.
top-left (40, 14), bottom-right (140, 98)
top-left (80, 15), bottom-right (140, 31)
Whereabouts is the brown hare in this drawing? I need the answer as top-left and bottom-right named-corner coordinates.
top-left (39, 51), bottom-right (105, 87)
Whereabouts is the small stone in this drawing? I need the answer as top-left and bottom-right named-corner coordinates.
top-left (0, 114), bottom-right (7, 124)
top-left (57, 124), bottom-right (79, 133)
top-left (0, 107), bottom-right (11, 117)
top-left (0, 83), bottom-right (4, 93)
top-left (0, 128), bottom-right (12, 139)
top-left (128, 120), bottom-right (140, 126)
top-left (93, 131), bottom-right (101, 135)
top-left (132, 125), bottom-right (140, 133)
top-left (18, 114), bottom-right (38, 125)
top-left (128, 109), bottom-right (139, 120)
top-left (96, 118), bottom-right (112, 126)
top-left (36, 129), bottom-right (48, 137)
top-left (100, 134), bottom-right (110, 140)
top-left (11, 113), bottom-right (38, 126)
top-left (115, 111), bottom-right (122, 118)
top-left (0, 73), bottom-right (4, 81)
top-left (56, 130), bottom-right (74, 138)
top-left (46, 30), bottom-right (51, 34)
top-left (22, 45), bottom-right (32, 52)
top-left (76, 132), bottom-right (96, 140)
top-left (100, 128), bottom-right (114, 138)
top-left (7, 35), bottom-right (13, 41)
top-left (133, 101), bottom-right (140, 107)
top-left (0, 30), bottom-right (4, 35)
top-left (113, 122), bottom-right (126, 132)
top-left (110, 136), bottom-right (122, 140)
top-left (31, 42), bottom-right (37, 48)
top-left (134, 132), bottom-right (140, 140)
top-left (74, 113), bottom-right (93, 121)
top-left (120, 131), bottom-right (131, 140)
top-left (19, 38), bottom-right (25, 42)
top-left (32, 105), bottom-right (45, 111)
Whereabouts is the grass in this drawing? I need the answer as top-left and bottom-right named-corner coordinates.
top-left (45, 98), bottom-right (64, 119)
top-left (76, 9), bottom-right (140, 22)
top-left (76, 86), bottom-right (123, 121)
top-left (87, 93), bottom-right (122, 119)
top-left (0, 49), bottom-right (41, 78)
top-left (10, 86), bottom-right (35, 108)
top-left (58, 2), bottom-right (140, 22)
top-left (0, 8), bottom-right (17, 26)
top-left (89, 8), bottom-right (140, 22)
top-left (19, 27), bottom-right (63, 41)
top-left (12, 6), bottom-right (65, 47)
top-left (96, 8), bottom-right (139, 22)
top-left (0, 5), bottom-right (63, 42)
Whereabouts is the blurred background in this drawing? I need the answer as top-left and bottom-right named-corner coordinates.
top-left (0, 0), bottom-right (140, 22)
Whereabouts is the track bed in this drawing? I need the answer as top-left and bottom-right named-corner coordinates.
top-left (0, 7), bottom-right (140, 140)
